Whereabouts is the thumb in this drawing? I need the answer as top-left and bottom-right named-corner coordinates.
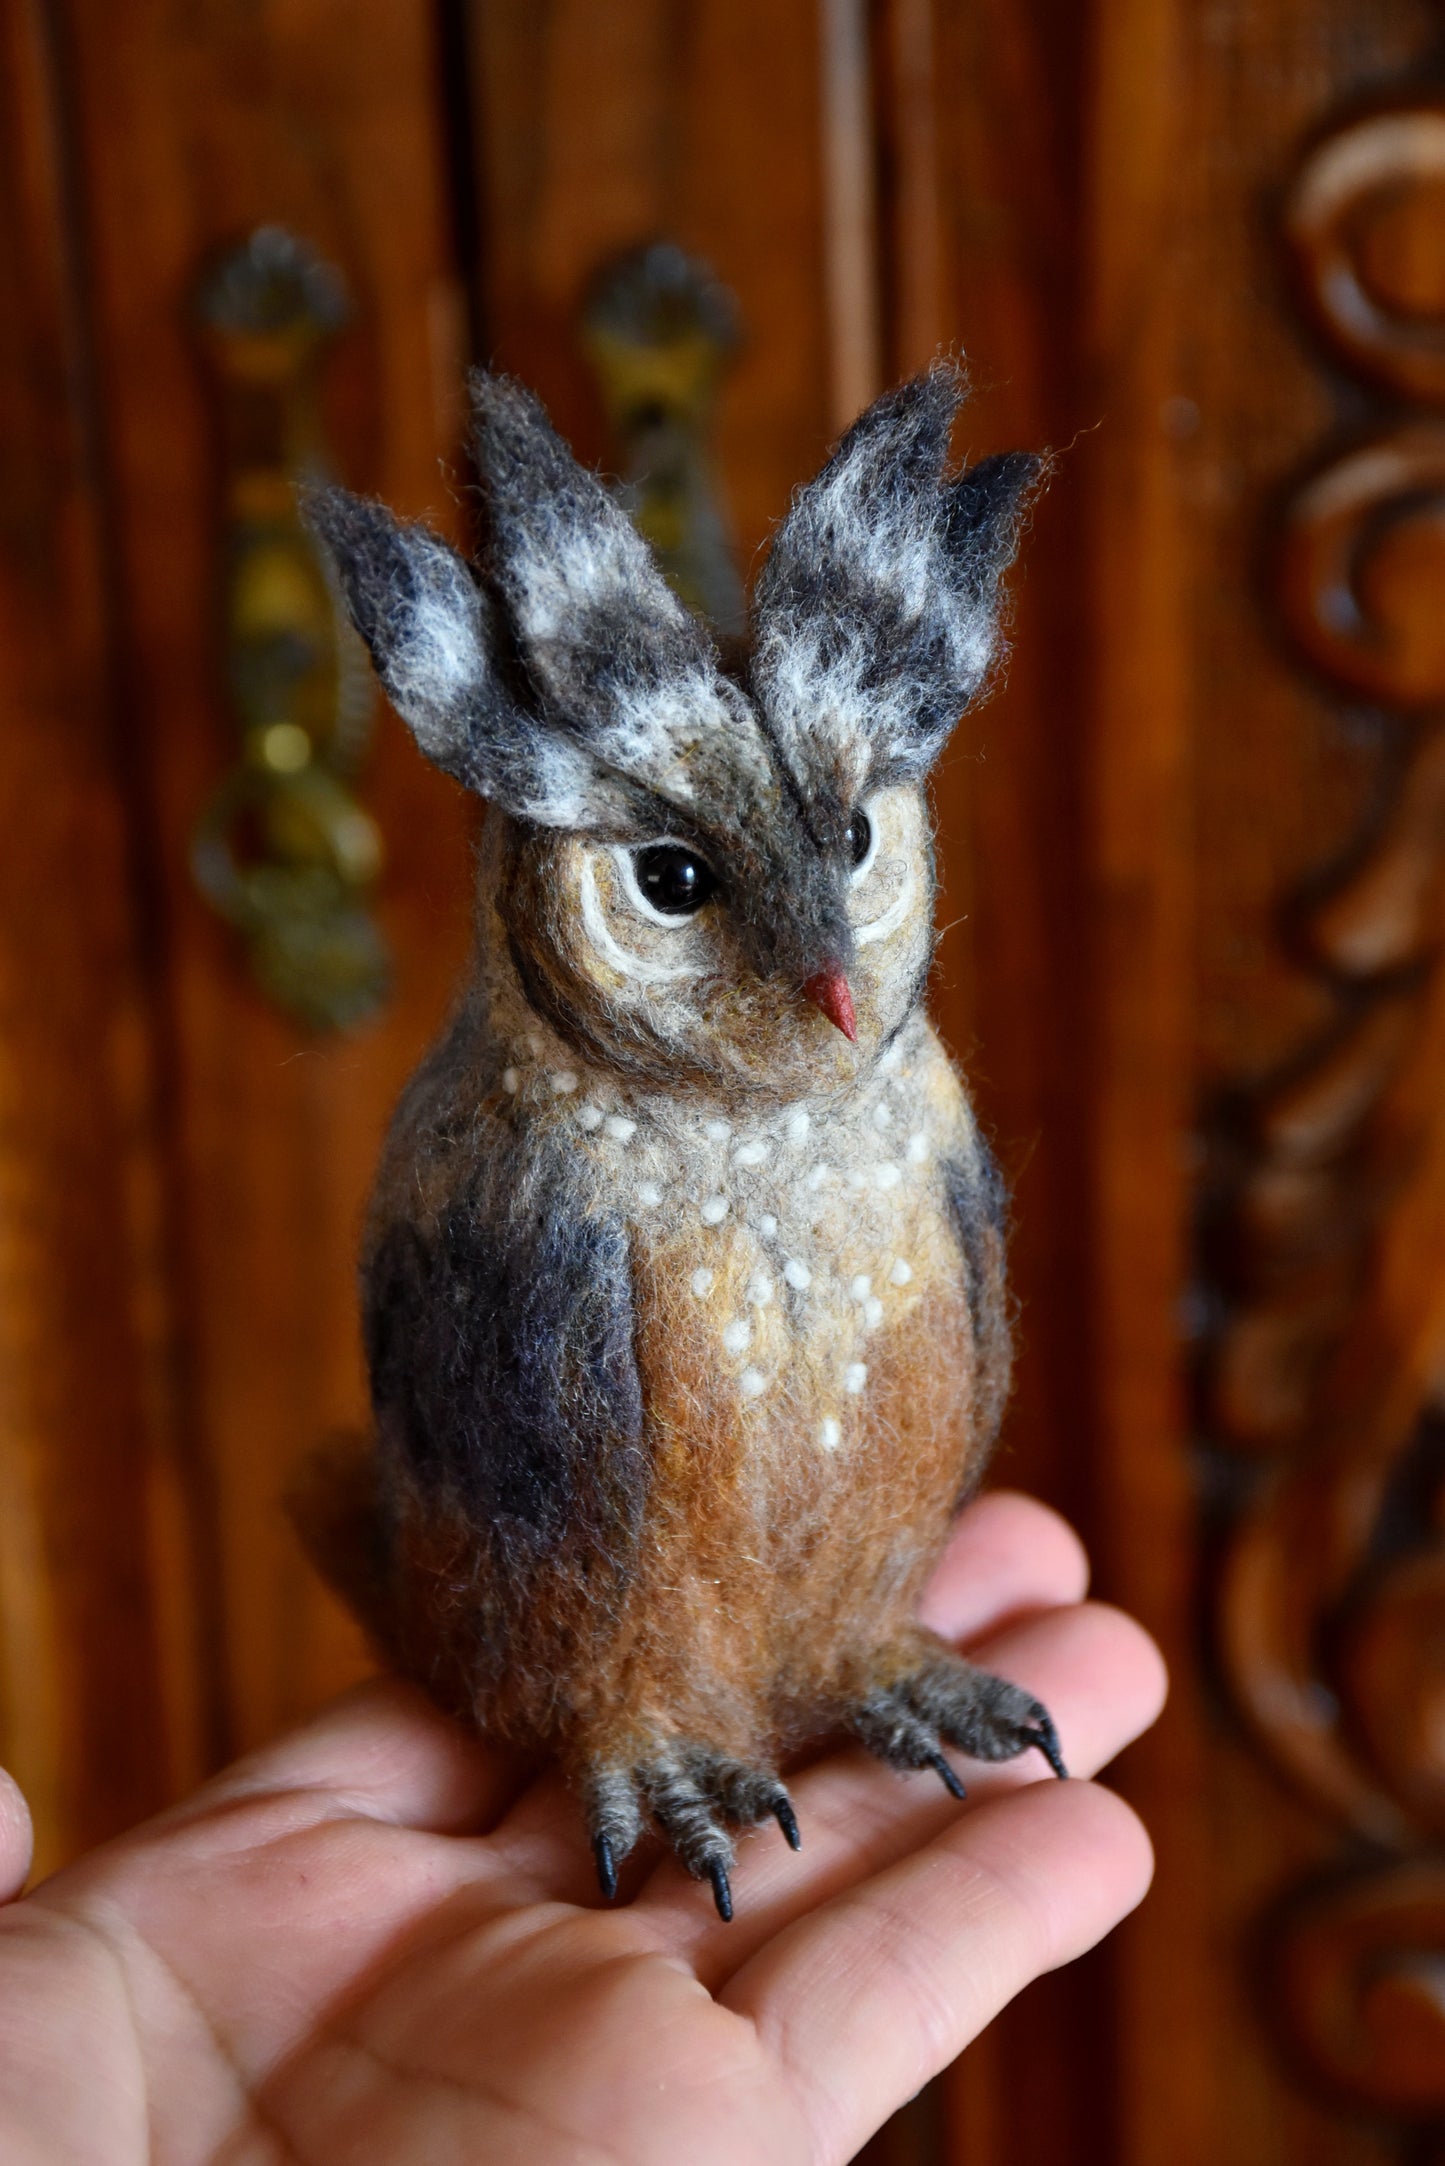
top-left (0, 1771), bottom-right (33, 1901)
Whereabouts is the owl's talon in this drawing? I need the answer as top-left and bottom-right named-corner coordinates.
top-left (708, 1859), bottom-right (735, 1922)
top-left (1026, 1713), bottom-right (1068, 1781)
top-left (773, 1795), bottom-right (802, 1850)
top-left (926, 1749), bottom-right (967, 1802)
top-left (593, 1832), bottom-right (619, 1902)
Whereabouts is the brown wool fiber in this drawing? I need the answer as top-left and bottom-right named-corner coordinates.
top-left (295, 364), bottom-right (1063, 1914)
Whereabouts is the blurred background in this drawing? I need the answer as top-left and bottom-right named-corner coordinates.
top-left (4, 0), bottom-right (1445, 2159)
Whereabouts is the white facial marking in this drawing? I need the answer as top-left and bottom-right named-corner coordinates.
top-left (603, 1114), bottom-right (636, 1142)
top-left (691, 1267), bottom-right (715, 1298)
top-left (700, 1195), bottom-right (729, 1225)
top-left (880, 1041), bottom-right (902, 1073)
top-left (889, 1257), bottom-right (913, 1285)
top-left (705, 1119), bottom-right (731, 1142)
top-left (875, 1163), bottom-right (901, 1190)
top-left (855, 863), bottom-right (916, 946)
top-left (783, 1258), bottom-right (811, 1290)
top-left (906, 1132), bottom-right (929, 1164)
top-left (739, 1367), bottom-right (767, 1399)
top-left (786, 1110), bottom-right (810, 1144)
top-left (844, 1362), bottom-right (868, 1395)
top-left (722, 1319), bottom-right (752, 1355)
top-left (819, 1417), bottom-right (841, 1451)
top-left (502, 1068), bottom-right (519, 1094)
top-left (758, 1213), bottom-right (778, 1239)
top-left (578, 853), bottom-right (707, 985)
top-left (637, 1182), bottom-right (662, 1207)
top-left (550, 1070), bottom-right (578, 1094)
top-left (577, 1103), bottom-right (603, 1129)
top-left (734, 1140), bottom-right (768, 1167)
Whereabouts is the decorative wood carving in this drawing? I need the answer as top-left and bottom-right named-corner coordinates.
top-left (1204, 61), bottom-right (1445, 2135)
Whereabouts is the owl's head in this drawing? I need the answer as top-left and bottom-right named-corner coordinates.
top-left (310, 368), bottom-right (1038, 1101)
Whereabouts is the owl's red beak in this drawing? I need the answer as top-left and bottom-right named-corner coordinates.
top-left (802, 968), bottom-right (857, 1042)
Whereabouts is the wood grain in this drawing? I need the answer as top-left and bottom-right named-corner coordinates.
top-left (46, 0), bottom-right (477, 1778)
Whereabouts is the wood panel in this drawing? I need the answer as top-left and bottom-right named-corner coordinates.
top-left (45, 0), bottom-right (477, 1785)
top-left (468, 0), bottom-right (839, 562)
top-left (0, 0), bottom-right (210, 1872)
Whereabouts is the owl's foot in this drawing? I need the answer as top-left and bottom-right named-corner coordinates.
top-left (848, 1650), bottom-right (1067, 1795)
top-left (585, 1747), bottom-right (800, 1922)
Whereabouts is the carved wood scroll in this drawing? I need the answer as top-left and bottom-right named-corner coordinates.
top-left (1203, 77), bottom-right (1445, 2133)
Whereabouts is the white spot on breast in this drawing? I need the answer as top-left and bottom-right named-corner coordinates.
top-left (786, 1109), bottom-right (810, 1144)
top-left (739, 1367), bottom-right (767, 1399)
top-left (875, 1163), bottom-right (901, 1190)
top-left (705, 1119), bottom-right (731, 1142)
top-left (844, 1362), bottom-right (868, 1394)
top-left (700, 1195), bottom-right (729, 1225)
top-left (847, 1168), bottom-right (869, 1192)
top-left (734, 1139), bottom-right (768, 1166)
top-left (863, 1296), bottom-right (884, 1329)
top-left (691, 1267), bottom-right (714, 1298)
top-left (880, 1041), bottom-right (902, 1073)
top-left (873, 1102), bottom-right (893, 1128)
top-left (637, 1182), bottom-right (662, 1208)
top-left (722, 1318), bottom-right (752, 1354)
top-left (757, 1213), bottom-right (778, 1239)
top-left (604, 1114), bottom-right (636, 1142)
top-left (850, 1274), bottom-right (872, 1300)
top-left (747, 1271), bottom-right (773, 1308)
top-left (502, 1068), bottom-right (519, 1094)
top-left (577, 1103), bottom-right (603, 1129)
top-left (783, 1258), bottom-right (812, 1290)
top-left (906, 1132), bottom-right (929, 1164)
top-left (550, 1070), bottom-right (578, 1094)
top-left (806, 1164), bottom-right (833, 1191)
top-left (819, 1417), bottom-right (841, 1451)
top-left (889, 1257), bottom-right (913, 1285)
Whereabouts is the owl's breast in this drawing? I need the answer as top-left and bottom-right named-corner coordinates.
top-left (601, 1025), bottom-right (983, 1495)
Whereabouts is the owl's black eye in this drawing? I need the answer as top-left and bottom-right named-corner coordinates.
top-left (845, 808), bottom-right (873, 867)
top-left (633, 843), bottom-right (718, 916)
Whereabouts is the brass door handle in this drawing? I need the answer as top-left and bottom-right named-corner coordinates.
top-left (582, 243), bottom-right (744, 638)
top-left (191, 227), bottom-right (389, 1034)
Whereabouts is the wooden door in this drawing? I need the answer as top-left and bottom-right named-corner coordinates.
top-left (3, 1), bottom-right (1443, 2158)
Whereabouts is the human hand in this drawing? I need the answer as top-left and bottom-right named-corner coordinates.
top-left (0, 1491), bottom-right (1164, 2165)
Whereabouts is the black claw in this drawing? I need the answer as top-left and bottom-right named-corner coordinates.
top-left (593, 1833), bottom-right (619, 1902)
top-left (773, 1796), bottom-right (802, 1851)
top-left (708, 1859), bottom-right (734, 1923)
top-left (1027, 1718), bottom-right (1069, 1782)
top-left (927, 1750), bottom-right (968, 1802)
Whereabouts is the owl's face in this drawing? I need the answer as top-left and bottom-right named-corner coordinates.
top-left (312, 367), bottom-right (1036, 1095)
top-left (488, 781), bottom-right (934, 1100)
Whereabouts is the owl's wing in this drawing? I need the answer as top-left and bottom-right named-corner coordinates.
top-left (363, 1163), bottom-right (648, 1566)
top-left (941, 1147), bottom-right (1014, 1459)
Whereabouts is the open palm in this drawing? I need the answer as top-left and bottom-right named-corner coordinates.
top-left (0, 1492), bottom-right (1163, 2165)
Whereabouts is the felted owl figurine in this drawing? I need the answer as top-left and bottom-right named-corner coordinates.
top-left (300, 362), bottom-right (1062, 1922)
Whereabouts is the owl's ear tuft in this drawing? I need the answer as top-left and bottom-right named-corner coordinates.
top-left (303, 487), bottom-right (493, 786)
top-left (465, 371), bottom-right (770, 811)
top-left (749, 365), bottom-right (1045, 785)
top-left (303, 485), bottom-right (645, 831)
